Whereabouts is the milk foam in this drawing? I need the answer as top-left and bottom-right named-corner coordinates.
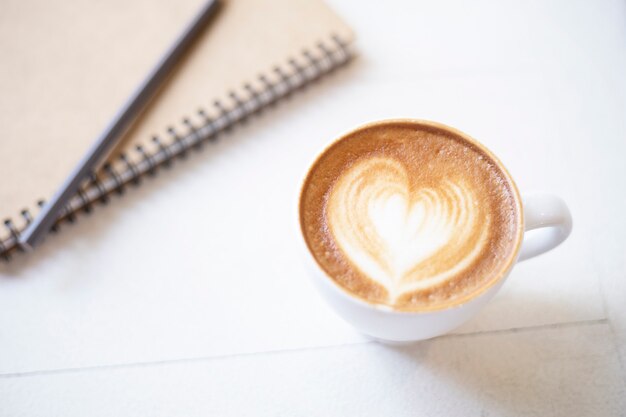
top-left (299, 120), bottom-right (521, 310)
top-left (328, 157), bottom-right (490, 301)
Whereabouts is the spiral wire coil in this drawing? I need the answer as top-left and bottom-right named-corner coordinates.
top-left (0, 34), bottom-right (352, 261)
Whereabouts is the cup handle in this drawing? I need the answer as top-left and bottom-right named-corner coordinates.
top-left (517, 193), bottom-right (573, 262)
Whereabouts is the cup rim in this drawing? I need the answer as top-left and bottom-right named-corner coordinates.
top-left (298, 119), bottom-right (524, 314)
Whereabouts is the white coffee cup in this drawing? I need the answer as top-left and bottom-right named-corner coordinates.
top-left (298, 122), bottom-right (572, 342)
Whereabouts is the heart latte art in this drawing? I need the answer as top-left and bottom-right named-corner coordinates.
top-left (300, 121), bottom-right (521, 311)
top-left (327, 157), bottom-right (490, 301)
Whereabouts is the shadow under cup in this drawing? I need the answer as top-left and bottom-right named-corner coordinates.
top-left (298, 119), bottom-right (571, 342)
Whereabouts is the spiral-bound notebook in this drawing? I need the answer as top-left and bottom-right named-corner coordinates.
top-left (0, 0), bottom-right (353, 260)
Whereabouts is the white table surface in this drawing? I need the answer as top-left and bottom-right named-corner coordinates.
top-left (1, 0), bottom-right (626, 415)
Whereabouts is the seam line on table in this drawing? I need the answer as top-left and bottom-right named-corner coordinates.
top-left (0, 318), bottom-right (608, 379)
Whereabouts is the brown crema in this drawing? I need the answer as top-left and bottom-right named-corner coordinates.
top-left (299, 120), bottom-right (523, 311)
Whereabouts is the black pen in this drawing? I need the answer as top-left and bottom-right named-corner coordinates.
top-left (19, 0), bottom-right (221, 250)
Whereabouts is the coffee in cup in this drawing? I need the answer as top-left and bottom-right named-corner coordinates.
top-left (299, 120), bottom-right (523, 312)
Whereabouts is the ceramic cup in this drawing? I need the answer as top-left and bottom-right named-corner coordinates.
top-left (298, 120), bottom-right (572, 342)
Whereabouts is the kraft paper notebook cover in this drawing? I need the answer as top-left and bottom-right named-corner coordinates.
top-left (0, 0), bottom-right (354, 259)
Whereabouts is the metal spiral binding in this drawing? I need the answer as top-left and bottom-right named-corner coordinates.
top-left (274, 66), bottom-right (292, 98)
top-left (184, 118), bottom-right (202, 150)
top-left (104, 162), bottom-right (124, 195)
top-left (213, 99), bottom-right (232, 132)
top-left (168, 127), bottom-right (187, 159)
top-left (90, 172), bottom-right (109, 205)
top-left (198, 109), bottom-right (217, 142)
top-left (153, 136), bottom-right (172, 168)
top-left (3, 220), bottom-right (21, 256)
top-left (244, 83), bottom-right (261, 114)
top-left (303, 49), bottom-right (322, 79)
top-left (229, 91), bottom-right (247, 124)
top-left (258, 75), bottom-right (277, 107)
top-left (77, 187), bottom-right (93, 213)
top-left (136, 145), bottom-right (156, 176)
top-left (21, 209), bottom-right (33, 226)
top-left (0, 34), bottom-right (353, 261)
top-left (64, 202), bottom-right (77, 224)
top-left (120, 153), bottom-right (140, 186)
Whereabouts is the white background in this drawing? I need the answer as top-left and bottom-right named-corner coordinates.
top-left (1, 0), bottom-right (626, 415)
